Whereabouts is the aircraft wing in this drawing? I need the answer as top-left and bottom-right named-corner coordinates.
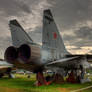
top-left (47, 56), bottom-right (79, 65)
top-left (46, 55), bottom-right (91, 69)
top-left (46, 56), bottom-right (87, 69)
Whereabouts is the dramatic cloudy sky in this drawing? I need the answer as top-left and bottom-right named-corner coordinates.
top-left (0, 0), bottom-right (92, 58)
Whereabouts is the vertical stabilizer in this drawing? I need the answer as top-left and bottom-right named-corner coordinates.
top-left (9, 20), bottom-right (33, 47)
top-left (42, 9), bottom-right (69, 59)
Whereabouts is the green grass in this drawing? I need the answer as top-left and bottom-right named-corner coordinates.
top-left (0, 74), bottom-right (92, 92)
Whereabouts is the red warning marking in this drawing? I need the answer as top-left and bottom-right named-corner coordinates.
top-left (53, 32), bottom-right (57, 39)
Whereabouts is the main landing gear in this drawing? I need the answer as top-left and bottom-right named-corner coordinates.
top-left (35, 72), bottom-right (52, 86)
top-left (66, 65), bottom-right (89, 83)
top-left (35, 72), bottom-right (65, 86)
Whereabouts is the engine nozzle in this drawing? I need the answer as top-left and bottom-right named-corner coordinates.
top-left (18, 44), bottom-right (31, 62)
top-left (18, 44), bottom-right (41, 63)
top-left (4, 46), bottom-right (18, 63)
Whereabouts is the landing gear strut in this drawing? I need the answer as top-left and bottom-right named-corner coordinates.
top-left (35, 72), bottom-right (52, 86)
top-left (80, 65), bottom-right (85, 79)
top-left (66, 65), bottom-right (86, 83)
top-left (53, 73), bottom-right (64, 84)
top-left (66, 71), bottom-right (77, 83)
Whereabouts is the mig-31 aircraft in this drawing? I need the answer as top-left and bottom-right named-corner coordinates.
top-left (4, 9), bottom-right (92, 86)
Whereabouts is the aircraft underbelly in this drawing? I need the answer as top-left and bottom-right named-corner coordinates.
top-left (47, 56), bottom-right (90, 69)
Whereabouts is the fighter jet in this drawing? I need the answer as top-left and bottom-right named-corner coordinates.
top-left (4, 9), bottom-right (92, 85)
top-left (0, 60), bottom-right (13, 78)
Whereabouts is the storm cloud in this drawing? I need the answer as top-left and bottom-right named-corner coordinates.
top-left (0, 0), bottom-right (92, 58)
top-left (49, 0), bottom-right (92, 30)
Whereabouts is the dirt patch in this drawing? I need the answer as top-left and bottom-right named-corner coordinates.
top-left (0, 87), bottom-right (23, 92)
top-left (58, 88), bottom-right (71, 92)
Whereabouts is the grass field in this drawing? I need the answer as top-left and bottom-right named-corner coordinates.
top-left (0, 74), bottom-right (92, 92)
